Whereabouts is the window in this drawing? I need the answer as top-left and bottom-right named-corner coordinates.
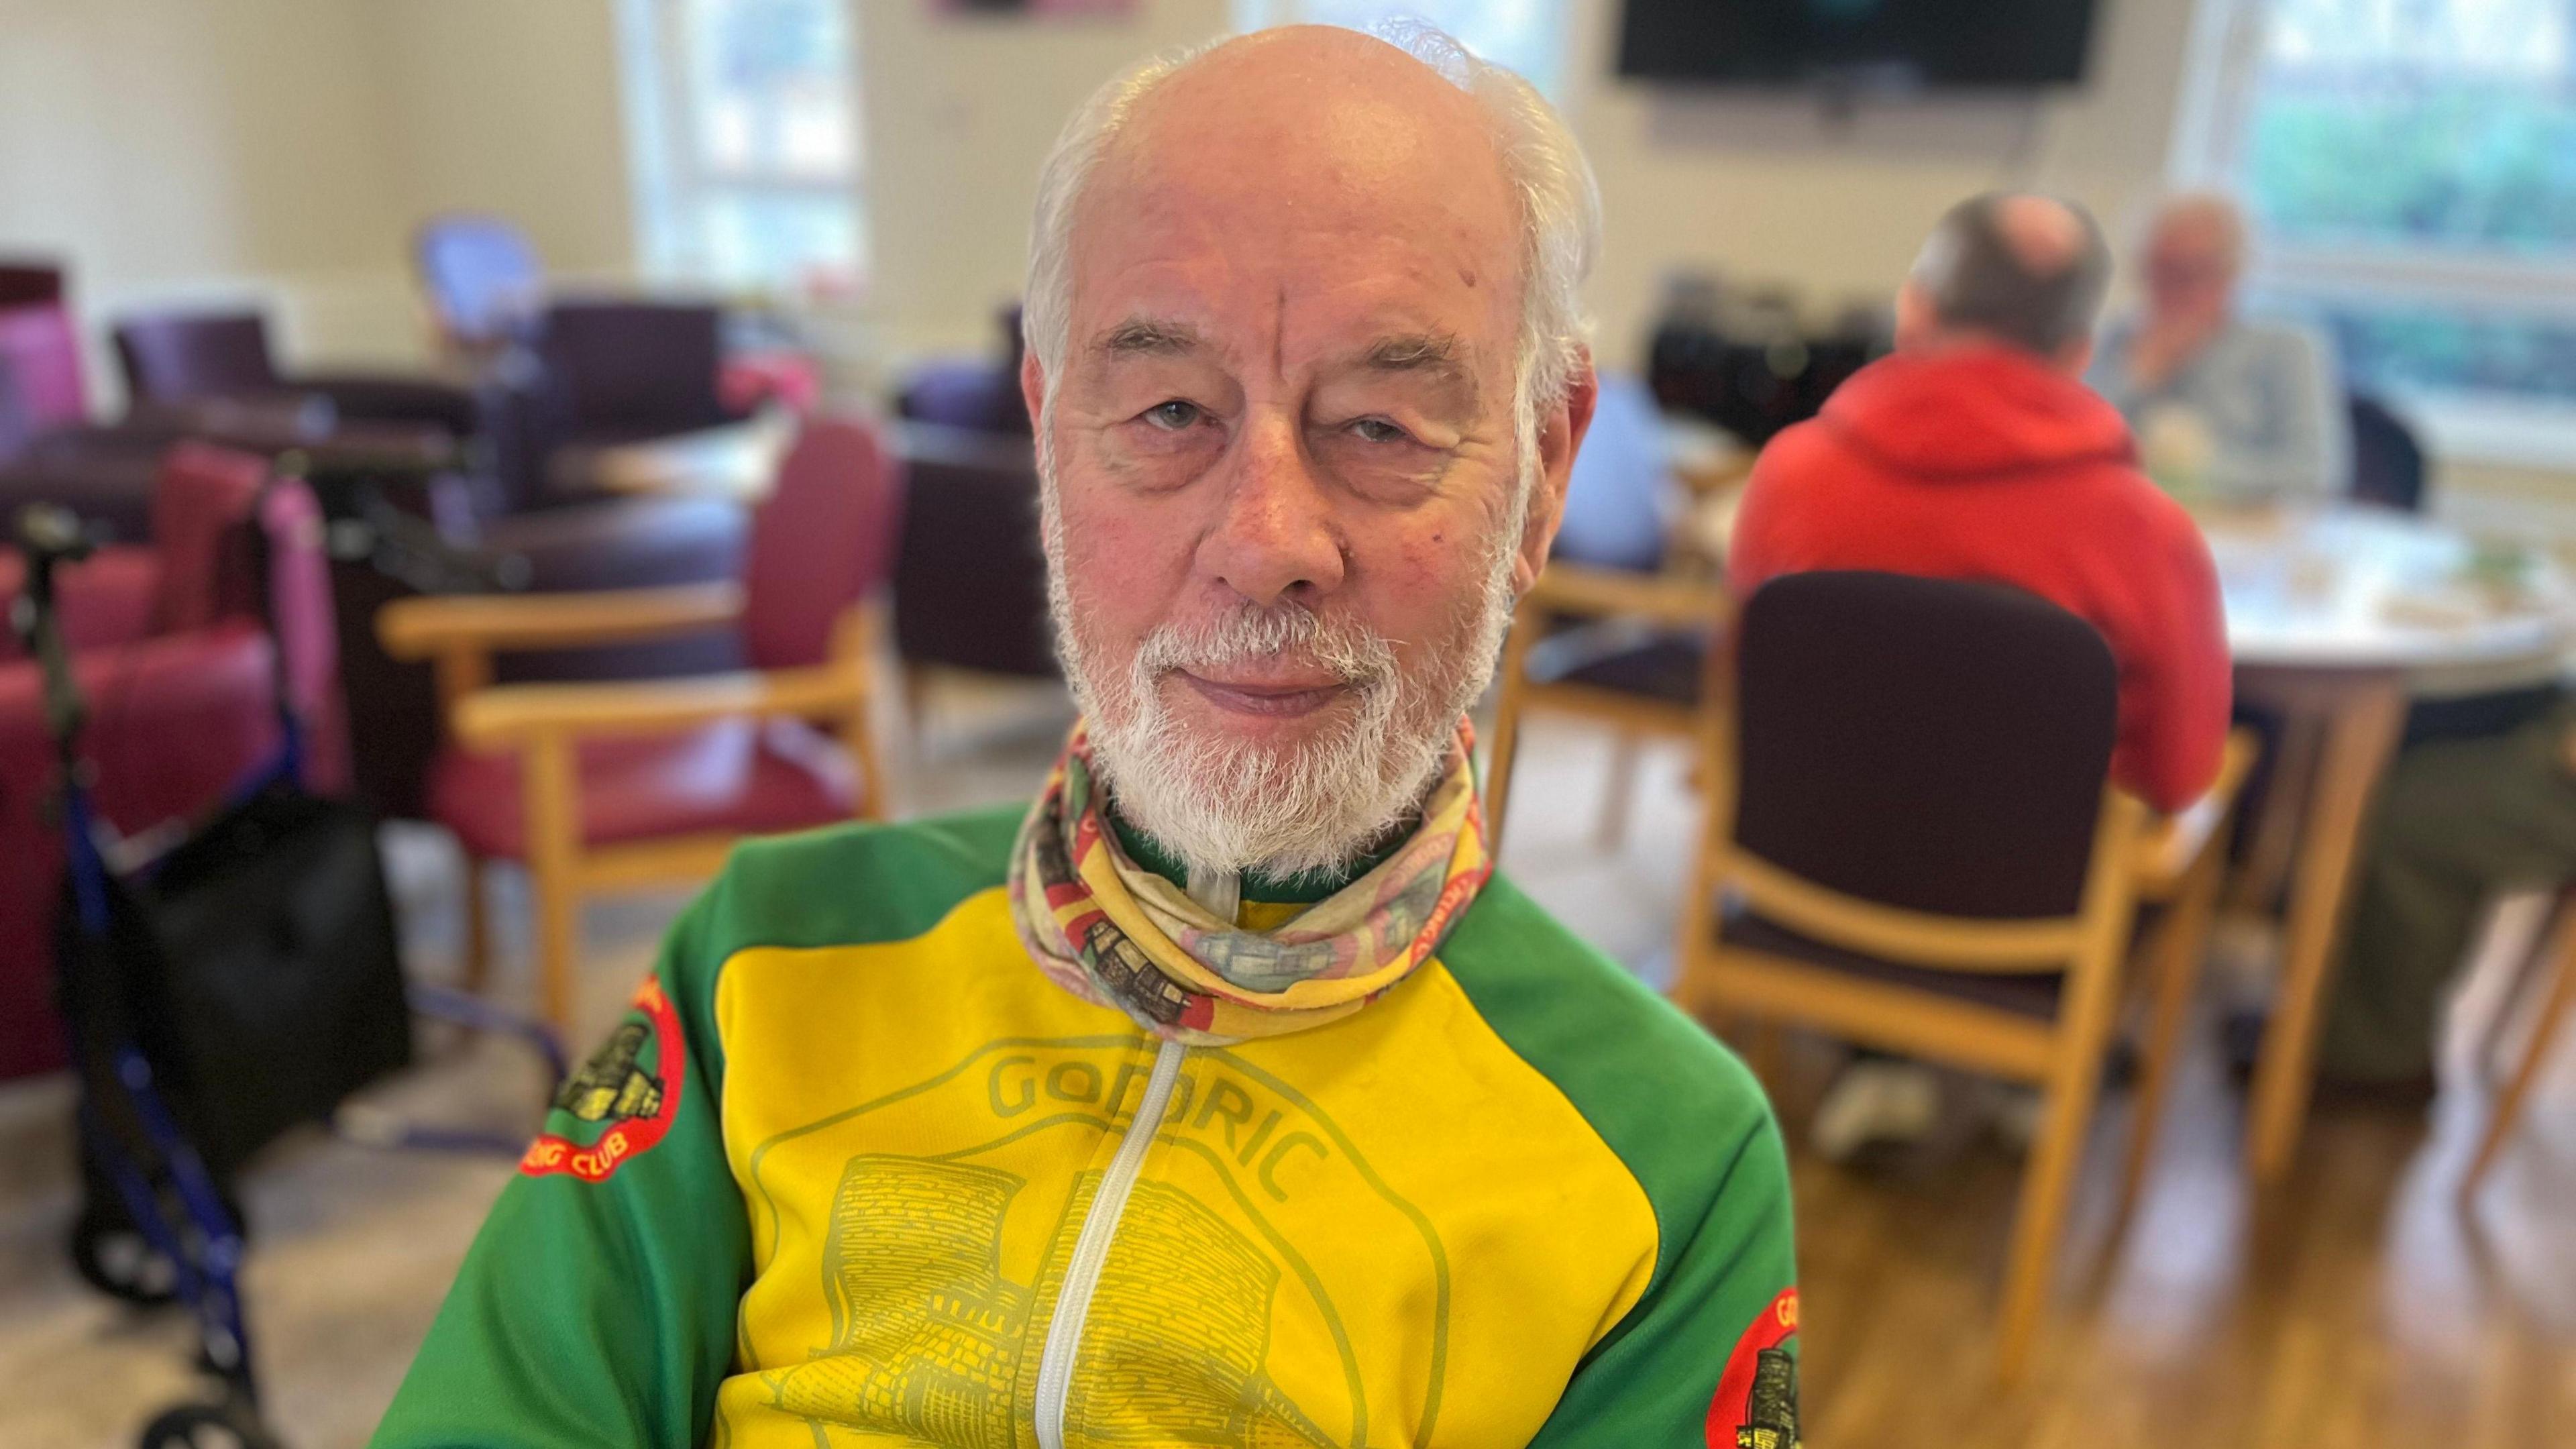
top-left (619, 0), bottom-right (865, 294)
top-left (1233, 1), bottom-right (1573, 98)
top-left (2180, 0), bottom-right (2576, 456)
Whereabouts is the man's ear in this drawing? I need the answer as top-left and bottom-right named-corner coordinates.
top-left (1893, 280), bottom-right (1935, 353)
top-left (1019, 351), bottom-right (1048, 435)
top-left (1513, 357), bottom-right (1599, 596)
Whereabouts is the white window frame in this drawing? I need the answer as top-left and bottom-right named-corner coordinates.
top-left (2171, 0), bottom-right (2576, 470)
top-left (614, 0), bottom-right (865, 293)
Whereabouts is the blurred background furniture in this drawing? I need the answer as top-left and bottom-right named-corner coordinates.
top-left (113, 308), bottom-right (480, 439)
top-left (1646, 280), bottom-right (1888, 447)
top-left (0, 444), bottom-right (339, 1082)
top-left (378, 417), bottom-right (897, 1031)
top-left (885, 419), bottom-right (1058, 724)
top-left (1485, 375), bottom-right (1734, 850)
top-left (2206, 506), bottom-right (2573, 1183)
top-left (414, 213), bottom-right (547, 360)
top-left (2461, 881), bottom-right (2576, 1197)
top-left (896, 303), bottom-right (1030, 436)
top-left (1672, 572), bottom-right (2250, 1381)
top-left (2347, 392), bottom-right (2428, 514)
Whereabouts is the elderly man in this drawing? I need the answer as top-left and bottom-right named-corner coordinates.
top-left (1730, 192), bottom-right (2231, 1158)
top-left (374, 26), bottom-right (1795, 1449)
top-left (2087, 193), bottom-right (2350, 502)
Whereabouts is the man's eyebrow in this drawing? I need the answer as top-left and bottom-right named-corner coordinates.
top-left (1096, 319), bottom-right (1202, 357)
top-left (1363, 332), bottom-right (1465, 372)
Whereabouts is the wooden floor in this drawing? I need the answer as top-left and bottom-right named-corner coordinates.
top-left (1762, 973), bottom-right (2576, 1449)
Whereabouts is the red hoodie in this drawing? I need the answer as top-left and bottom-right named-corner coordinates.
top-left (1728, 345), bottom-right (2231, 812)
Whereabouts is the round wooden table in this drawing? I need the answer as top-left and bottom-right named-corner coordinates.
top-left (2202, 504), bottom-right (2575, 1183)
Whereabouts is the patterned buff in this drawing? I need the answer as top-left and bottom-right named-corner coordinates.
top-left (1008, 717), bottom-right (1492, 1044)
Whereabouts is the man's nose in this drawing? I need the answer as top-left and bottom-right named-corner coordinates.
top-left (1197, 411), bottom-right (1345, 606)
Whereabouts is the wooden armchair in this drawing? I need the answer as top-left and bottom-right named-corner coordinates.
top-left (379, 418), bottom-right (897, 1032)
top-left (1671, 572), bottom-right (2257, 1382)
top-left (1485, 561), bottom-right (1731, 851)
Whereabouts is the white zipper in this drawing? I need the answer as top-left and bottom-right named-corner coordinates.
top-left (1032, 867), bottom-right (1235, 1448)
top-left (1032, 1034), bottom-right (1187, 1449)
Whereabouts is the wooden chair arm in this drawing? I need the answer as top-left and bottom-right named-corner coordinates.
top-left (1526, 563), bottom-right (1730, 629)
top-left (450, 665), bottom-right (867, 750)
top-left (2133, 729), bottom-right (2263, 892)
top-left (378, 582), bottom-right (745, 661)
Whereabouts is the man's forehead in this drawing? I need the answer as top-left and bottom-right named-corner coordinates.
top-left (1065, 180), bottom-right (1520, 370)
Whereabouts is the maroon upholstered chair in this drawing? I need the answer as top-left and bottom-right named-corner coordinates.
top-left (0, 444), bottom-right (343, 1081)
top-left (378, 417), bottom-right (899, 1029)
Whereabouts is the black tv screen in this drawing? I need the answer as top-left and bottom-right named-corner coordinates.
top-left (1618, 0), bottom-right (2100, 90)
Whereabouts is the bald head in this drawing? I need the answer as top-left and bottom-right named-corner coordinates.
top-left (1903, 191), bottom-right (2112, 364)
top-left (1023, 24), bottom-right (1601, 429)
top-left (1111, 26), bottom-right (1510, 195)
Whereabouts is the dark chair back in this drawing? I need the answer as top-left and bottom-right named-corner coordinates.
top-left (743, 417), bottom-right (902, 672)
top-left (890, 423), bottom-right (1057, 677)
top-left (2349, 392), bottom-right (2427, 513)
top-left (415, 213), bottom-right (545, 350)
top-left (115, 311), bottom-right (282, 405)
top-left (536, 301), bottom-right (733, 437)
top-left (1733, 572), bottom-right (2118, 921)
top-left (0, 264), bottom-right (66, 309)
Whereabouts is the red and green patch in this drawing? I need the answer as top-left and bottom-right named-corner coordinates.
top-left (521, 976), bottom-right (684, 1183)
top-left (1707, 1286), bottom-right (1800, 1449)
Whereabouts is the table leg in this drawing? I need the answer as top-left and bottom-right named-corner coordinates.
top-left (2246, 673), bottom-right (2408, 1184)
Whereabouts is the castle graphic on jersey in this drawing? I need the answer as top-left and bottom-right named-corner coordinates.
top-left (767, 1155), bottom-right (1336, 1448)
top-left (552, 1019), bottom-right (663, 1124)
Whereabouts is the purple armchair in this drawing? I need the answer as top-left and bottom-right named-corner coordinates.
top-left (112, 308), bottom-right (480, 439)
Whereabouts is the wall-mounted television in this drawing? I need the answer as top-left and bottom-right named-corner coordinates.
top-left (1617, 0), bottom-right (2101, 91)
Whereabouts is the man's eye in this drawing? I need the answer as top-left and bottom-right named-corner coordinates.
top-left (1142, 400), bottom-right (1203, 431)
top-left (1350, 417), bottom-right (1411, 444)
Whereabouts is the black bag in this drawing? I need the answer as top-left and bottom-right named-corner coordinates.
top-left (66, 780), bottom-right (414, 1181)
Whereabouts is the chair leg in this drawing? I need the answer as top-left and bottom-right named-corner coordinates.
top-left (848, 715), bottom-right (887, 822)
top-left (458, 850), bottom-right (492, 997)
top-left (2229, 711), bottom-right (2321, 913)
top-left (523, 736), bottom-right (584, 1038)
top-left (1994, 1048), bottom-right (2109, 1385)
top-left (2462, 911), bottom-right (2576, 1199)
top-left (1595, 730), bottom-right (1642, 853)
top-left (2118, 844), bottom-right (2225, 1225)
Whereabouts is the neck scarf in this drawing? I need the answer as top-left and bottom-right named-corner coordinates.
top-left (1007, 718), bottom-right (1492, 1044)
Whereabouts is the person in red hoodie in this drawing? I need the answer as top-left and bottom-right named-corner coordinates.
top-left (1729, 191), bottom-right (2233, 1157)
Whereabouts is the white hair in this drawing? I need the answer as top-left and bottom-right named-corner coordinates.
top-left (1021, 21), bottom-right (1603, 432)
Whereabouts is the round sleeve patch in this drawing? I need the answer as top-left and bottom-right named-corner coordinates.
top-left (520, 975), bottom-right (685, 1183)
top-left (1706, 1286), bottom-right (1800, 1449)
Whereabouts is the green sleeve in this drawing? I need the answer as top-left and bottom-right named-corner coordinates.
top-left (372, 881), bottom-right (747, 1448)
top-left (1440, 878), bottom-right (1801, 1449)
top-left (1527, 1114), bottom-right (1799, 1448)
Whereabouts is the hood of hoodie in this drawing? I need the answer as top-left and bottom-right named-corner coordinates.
top-left (1819, 345), bottom-right (2137, 481)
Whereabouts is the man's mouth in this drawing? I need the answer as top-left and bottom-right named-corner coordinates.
top-left (1172, 667), bottom-right (1356, 719)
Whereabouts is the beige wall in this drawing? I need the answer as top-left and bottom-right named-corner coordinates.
top-left (0, 0), bottom-right (637, 390)
top-left (364, 0), bottom-right (639, 282)
top-left (853, 0), bottom-right (2201, 372)
top-left (854, 0), bottom-right (1225, 359)
top-left (0, 0), bottom-right (415, 380)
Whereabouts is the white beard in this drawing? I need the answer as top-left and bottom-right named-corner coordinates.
top-left (1040, 477), bottom-right (1523, 884)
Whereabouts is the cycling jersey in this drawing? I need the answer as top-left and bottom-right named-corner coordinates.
top-left (372, 804), bottom-right (1799, 1448)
